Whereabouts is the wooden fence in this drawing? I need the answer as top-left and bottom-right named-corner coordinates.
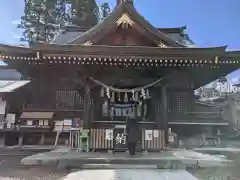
top-left (89, 128), bottom-right (114, 150)
top-left (89, 128), bottom-right (165, 151)
top-left (141, 129), bottom-right (165, 151)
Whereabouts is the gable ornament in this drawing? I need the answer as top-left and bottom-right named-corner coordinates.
top-left (158, 42), bottom-right (167, 48)
top-left (116, 13), bottom-right (134, 28)
top-left (83, 41), bottom-right (93, 46)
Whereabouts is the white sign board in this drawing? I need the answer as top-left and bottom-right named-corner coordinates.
top-left (105, 129), bottom-right (113, 140)
top-left (153, 130), bottom-right (159, 138)
top-left (27, 120), bottom-right (33, 126)
top-left (54, 120), bottom-right (63, 132)
top-left (145, 130), bottom-right (153, 141)
top-left (63, 119), bottom-right (72, 125)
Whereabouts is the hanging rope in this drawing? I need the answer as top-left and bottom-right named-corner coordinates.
top-left (89, 76), bottom-right (164, 93)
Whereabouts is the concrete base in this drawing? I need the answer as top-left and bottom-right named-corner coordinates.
top-left (20, 148), bottom-right (232, 170)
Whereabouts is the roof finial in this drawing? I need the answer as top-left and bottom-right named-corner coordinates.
top-left (116, 0), bottom-right (133, 6)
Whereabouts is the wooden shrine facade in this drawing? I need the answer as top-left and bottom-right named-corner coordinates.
top-left (0, 0), bottom-right (239, 149)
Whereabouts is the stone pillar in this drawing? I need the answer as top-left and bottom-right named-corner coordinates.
top-left (40, 132), bottom-right (45, 145)
top-left (161, 85), bottom-right (168, 144)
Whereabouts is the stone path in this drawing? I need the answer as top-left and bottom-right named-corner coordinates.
top-left (62, 169), bottom-right (199, 180)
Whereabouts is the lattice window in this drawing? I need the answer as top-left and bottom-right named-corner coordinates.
top-left (89, 98), bottom-right (94, 107)
top-left (167, 96), bottom-right (172, 113)
top-left (56, 90), bottom-right (84, 109)
top-left (169, 92), bottom-right (192, 112)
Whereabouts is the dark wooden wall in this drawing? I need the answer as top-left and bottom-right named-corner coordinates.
top-left (5, 65), bottom-right (221, 130)
top-left (96, 27), bottom-right (155, 46)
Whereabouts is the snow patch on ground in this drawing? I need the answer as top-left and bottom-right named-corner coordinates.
top-left (61, 169), bottom-right (199, 180)
top-left (173, 150), bottom-right (228, 161)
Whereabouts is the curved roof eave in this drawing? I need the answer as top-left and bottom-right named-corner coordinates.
top-left (0, 43), bottom-right (227, 55)
top-left (157, 26), bottom-right (187, 34)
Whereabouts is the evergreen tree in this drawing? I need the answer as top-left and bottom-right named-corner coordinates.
top-left (100, 2), bottom-right (111, 20)
top-left (19, 0), bottom-right (100, 45)
top-left (18, 0), bottom-right (57, 45)
top-left (69, 0), bottom-right (99, 27)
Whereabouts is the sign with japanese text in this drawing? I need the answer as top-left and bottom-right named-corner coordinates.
top-left (113, 128), bottom-right (127, 150)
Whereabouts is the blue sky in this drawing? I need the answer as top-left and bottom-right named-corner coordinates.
top-left (0, 0), bottom-right (240, 80)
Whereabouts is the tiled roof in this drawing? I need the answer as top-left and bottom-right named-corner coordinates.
top-left (50, 30), bottom-right (84, 45)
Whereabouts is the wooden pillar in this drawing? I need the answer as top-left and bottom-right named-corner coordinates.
top-left (155, 88), bottom-right (161, 129)
top-left (161, 85), bottom-right (168, 144)
top-left (40, 132), bottom-right (45, 145)
top-left (18, 134), bottom-right (23, 146)
top-left (54, 131), bottom-right (60, 147)
top-left (83, 85), bottom-right (91, 129)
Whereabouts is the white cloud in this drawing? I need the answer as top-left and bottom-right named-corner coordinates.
top-left (12, 32), bottom-right (21, 39)
top-left (11, 19), bottom-right (21, 25)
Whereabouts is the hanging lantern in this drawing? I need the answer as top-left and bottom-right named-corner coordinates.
top-left (106, 88), bottom-right (110, 99)
top-left (124, 92), bottom-right (128, 103)
top-left (111, 92), bottom-right (115, 102)
top-left (100, 87), bottom-right (105, 97)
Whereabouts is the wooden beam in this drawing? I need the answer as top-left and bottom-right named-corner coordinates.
top-left (83, 84), bottom-right (91, 129)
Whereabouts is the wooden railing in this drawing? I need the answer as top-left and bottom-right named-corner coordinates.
top-left (168, 112), bottom-right (223, 121)
top-left (23, 103), bottom-right (84, 112)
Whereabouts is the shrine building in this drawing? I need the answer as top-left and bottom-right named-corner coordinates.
top-left (0, 0), bottom-right (239, 151)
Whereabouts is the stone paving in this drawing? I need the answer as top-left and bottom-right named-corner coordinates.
top-left (21, 150), bottom-right (181, 168)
